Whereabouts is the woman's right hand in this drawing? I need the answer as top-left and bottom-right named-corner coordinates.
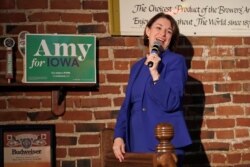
top-left (113, 137), bottom-right (125, 162)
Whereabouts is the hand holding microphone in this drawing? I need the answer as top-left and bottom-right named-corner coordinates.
top-left (147, 40), bottom-right (163, 68)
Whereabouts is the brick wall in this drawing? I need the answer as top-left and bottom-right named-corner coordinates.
top-left (0, 0), bottom-right (249, 167)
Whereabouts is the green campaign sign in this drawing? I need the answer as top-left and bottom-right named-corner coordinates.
top-left (24, 34), bottom-right (96, 83)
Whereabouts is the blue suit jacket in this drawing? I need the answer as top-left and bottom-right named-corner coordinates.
top-left (114, 49), bottom-right (192, 151)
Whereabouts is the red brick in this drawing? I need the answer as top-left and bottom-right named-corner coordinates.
top-left (37, 24), bottom-right (46, 33)
top-left (65, 98), bottom-right (78, 108)
top-left (0, 25), bottom-right (3, 35)
top-left (98, 48), bottom-right (109, 58)
top-left (205, 94), bottom-right (231, 105)
top-left (215, 37), bottom-right (242, 45)
top-left (200, 130), bottom-right (215, 139)
top-left (107, 122), bottom-right (116, 129)
top-left (6, 25), bottom-right (36, 34)
top-left (107, 74), bottom-right (129, 83)
top-left (78, 134), bottom-right (99, 144)
top-left (92, 85), bottom-right (121, 95)
top-left (203, 142), bottom-right (230, 151)
top-left (46, 25), bottom-right (76, 34)
top-left (17, 0), bottom-right (48, 9)
top-left (246, 107), bottom-right (250, 115)
top-left (235, 129), bottom-right (249, 138)
top-left (67, 91), bottom-right (90, 96)
top-left (209, 47), bottom-right (233, 57)
top-left (207, 60), bottom-right (221, 69)
top-left (242, 152), bottom-right (250, 161)
top-left (215, 83), bottom-right (242, 92)
top-left (227, 153), bottom-right (241, 164)
top-left (212, 153), bottom-right (226, 163)
top-left (192, 47), bottom-right (204, 57)
top-left (203, 84), bottom-right (214, 93)
top-left (221, 60), bottom-right (235, 69)
top-left (94, 110), bottom-right (116, 120)
top-left (8, 98), bottom-right (40, 108)
top-left (82, 1), bottom-right (108, 10)
top-left (188, 72), bottom-right (224, 82)
top-left (75, 123), bottom-right (106, 133)
top-left (41, 98), bottom-right (51, 108)
top-left (216, 130), bottom-right (234, 139)
top-left (62, 111), bottom-right (92, 121)
top-left (230, 72), bottom-right (250, 81)
top-left (233, 94), bottom-right (250, 103)
top-left (27, 111), bottom-right (57, 121)
top-left (0, 111), bottom-right (27, 121)
top-left (29, 12), bottom-right (61, 22)
top-left (233, 140), bottom-right (250, 150)
top-left (98, 60), bottom-right (113, 70)
top-left (56, 123), bottom-right (74, 133)
top-left (99, 73), bottom-right (106, 84)
top-left (51, 0), bottom-right (81, 9)
top-left (68, 147), bottom-right (99, 157)
top-left (99, 37), bottom-right (125, 46)
top-left (57, 136), bottom-right (77, 146)
top-left (191, 60), bottom-right (205, 69)
top-left (0, 0), bottom-right (15, 9)
top-left (244, 37), bottom-right (250, 44)
top-left (125, 37), bottom-right (140, 47)
top-left (61, 13), bottom-right (92, 23)
top-left (114, 49), bottom-right (143, 59)
top-left (188, 37), bottom-right (213, 45)
top-left (25, 91), bottom-right (50, 96)
top-left (92, 158), bottom-right (101, 167)
top-left (75, 98), bottom-right (111, 108)
top-left (216, 106), bottom-right (244, 116)
top-left (0, 100), bottom-right (6, 109)
top-left (114, 61), bottom-right (130, 70)
top-left (93, 12), bottom-right (109, 22)
top-left (236, 59), bottom-right (249, 68)
top-left (235, 47), bottom-right (250, 56)
top-left (0, 13), bottom-right (26, 23)
top-left (206, 119), bottom-right (235, 129)
top-left (78, 24), bottom-right (106, 34)
top-left (237, 118), bottom-right (250, 127)
top-left (114, 97), bottom-right (124, 107)
top-left (56, 148), bottom-right (67, 158)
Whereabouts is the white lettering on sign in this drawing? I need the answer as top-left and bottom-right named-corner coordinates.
top-left (34, 39), bottom-right (92, 62)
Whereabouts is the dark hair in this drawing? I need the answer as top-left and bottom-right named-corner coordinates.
top-left (143, 13), bottom-right (179, 51)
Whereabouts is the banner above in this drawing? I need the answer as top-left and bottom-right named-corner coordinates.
top-left (109, 0), bottom-right (250, 36)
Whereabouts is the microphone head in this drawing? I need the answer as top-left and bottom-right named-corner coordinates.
top-left (151, 40), bottom-right (163, 54)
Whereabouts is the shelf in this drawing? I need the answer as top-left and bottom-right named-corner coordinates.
top-left (0, 82), bottom-right (98, 116)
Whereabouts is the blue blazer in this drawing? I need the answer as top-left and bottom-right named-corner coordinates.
top-left (114, 49), bottom-right (192, 151)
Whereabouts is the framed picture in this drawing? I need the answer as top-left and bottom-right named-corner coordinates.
top-left (0, 124), bottom-right (56, 167)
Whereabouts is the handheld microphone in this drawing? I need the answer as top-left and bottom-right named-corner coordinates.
top-left (147, 40), bottom-right (163, 67)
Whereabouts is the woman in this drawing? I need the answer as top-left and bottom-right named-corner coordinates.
top-left (112, 12), bottom-right (192, 167)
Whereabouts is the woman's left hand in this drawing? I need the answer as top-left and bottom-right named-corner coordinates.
top-left (145, 53), bottom-right (161, 68)
top-left (145, 53), bottom-right (161, 80)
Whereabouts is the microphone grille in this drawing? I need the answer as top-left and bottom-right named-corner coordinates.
top-left (154, 40), bottom-right (162, 47)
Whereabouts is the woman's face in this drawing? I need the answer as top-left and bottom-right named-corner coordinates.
top-left (146, 17), bottom-right (173, 51)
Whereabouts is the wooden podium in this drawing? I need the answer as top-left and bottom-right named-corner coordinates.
top-left (100, 123), bottom-right (177, 167)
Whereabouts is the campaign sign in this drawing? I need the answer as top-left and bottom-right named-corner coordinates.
top-left (24, 34), bottom-right (96, 84)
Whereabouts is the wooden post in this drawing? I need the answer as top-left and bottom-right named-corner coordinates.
top-left (155, 123), bottom-right (177, 167)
